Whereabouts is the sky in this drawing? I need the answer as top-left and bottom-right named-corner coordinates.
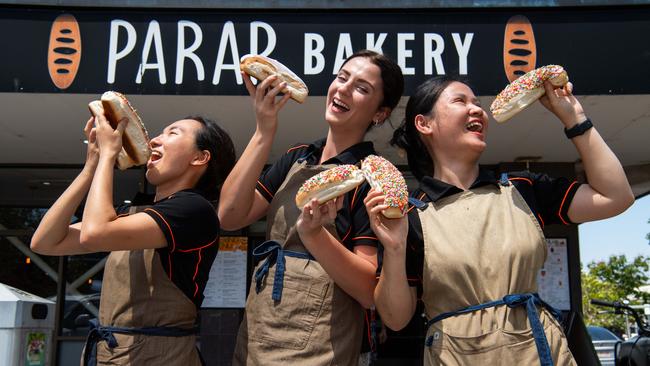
top-left (578, 194), bottom-right (650, 266)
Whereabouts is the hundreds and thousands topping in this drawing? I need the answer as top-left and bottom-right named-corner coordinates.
top-left (361, 155), bottom-right (408, 218)
top-left (490, 65), bottom-right (568, 123)
top-left (295, 165), bottom-right (366, 208)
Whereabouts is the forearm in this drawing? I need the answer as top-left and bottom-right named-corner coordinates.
top-left (302, 228), bottom-right (377, 308)
top-left (572, 126), bottom-right (633, 207)
top-left (30, 168), bottom-right (94, 254)
top-left (218, 130), bottom-right (274, 229)
top-left (374, 248), bottom-right (416, 330)
top-left (81, 157), bottom-right (118, 243)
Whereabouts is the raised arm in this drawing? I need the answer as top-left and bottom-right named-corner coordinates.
top-left (78, 109), bottom-right (167, 252)
top-left (363, 190), bottom-right (416, 330)
top-left (539, 81), bottom-right (634, 223)
top-left (31, 118), bottom-right (99, 256)
top-left (218, 74), bottom-right (291, 230)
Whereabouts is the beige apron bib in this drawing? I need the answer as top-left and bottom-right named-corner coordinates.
top-left (418, 182), bottom-right (576, 366)
top-left (81, 207), bottom-right (201, 365)
top-left (233, 160), bottom-right (364, 366)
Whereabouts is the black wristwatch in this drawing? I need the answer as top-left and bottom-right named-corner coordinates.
top-left (564, 118), bottom-right (593, 139)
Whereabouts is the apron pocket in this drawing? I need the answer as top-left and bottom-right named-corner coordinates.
top-left (249, 266), bottom-right (329, 350)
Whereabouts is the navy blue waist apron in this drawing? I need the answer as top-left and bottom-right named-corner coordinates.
top-left (252, 240), bottom-right (315, 301)
top-left (83, 318), bottom-right (198, 366)
top-left (424, 293), bottom-right (562, 366)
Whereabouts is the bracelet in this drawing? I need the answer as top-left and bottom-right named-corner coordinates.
top-left (564, 118), bottom-right (593, 139)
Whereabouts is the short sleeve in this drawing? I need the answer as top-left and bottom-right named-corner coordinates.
top-left (143, 192), bottom-right (219, 252)
top-left (256, 144), bottom-right (310, 202)
top-left (509, 171), bottom-right (580, 226)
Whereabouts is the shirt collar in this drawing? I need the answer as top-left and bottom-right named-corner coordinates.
top-left (306, 138), bottom-right (376, 165)
top-left (419, 167), bottom-right (499, 202)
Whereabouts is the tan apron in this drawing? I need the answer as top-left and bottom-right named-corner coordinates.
top-left (81, 207), bottom-right (202, 365)
top-left (417, 180), bottom-right (576, 365)
top-left (233, 159), bottom-right (364, 366)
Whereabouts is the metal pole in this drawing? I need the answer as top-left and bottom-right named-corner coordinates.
top-left (51, 256), bottom-right (68, 366)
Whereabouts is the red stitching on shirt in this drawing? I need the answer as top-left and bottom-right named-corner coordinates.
top-left (509, 177), bottom-right (533, 185)
top-left (350, 186), bottom-right (359, 210)
top-left (177, 238), bottom-right (217, 253)
top-left (256, 180), bottom-right (274, 199)
top-left (352, 236), bottom-right (378, 241)
top-left (537, 213), bottom-right (545, 228)
top-left (341, 226), bottom-right (352, 242)
top-left (144, 208), bottom-right (176, 253)
top-left (286, 144), bottom-right (309, 153)
top-left (558, 181), bottom-right (578, 225)
top-left (192, 249), bottom-right (202, 298)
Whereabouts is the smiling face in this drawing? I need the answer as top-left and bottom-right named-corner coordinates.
top-left (145, 119), bottom-right (204, 187)
top-left (325, 56), bottom-right (386, 134)
top-left (428, 81), bottom-right (489, 157)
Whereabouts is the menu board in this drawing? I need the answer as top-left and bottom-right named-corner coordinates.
top-left (202, 237), bottom-right (248, 308)
top-left (537, 238), bottom-right (571, 311)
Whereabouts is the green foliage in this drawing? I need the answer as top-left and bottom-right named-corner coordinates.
top-left (582, 254), bottom-right (650, 335)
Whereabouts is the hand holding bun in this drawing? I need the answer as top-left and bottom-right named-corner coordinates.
top-left (240, 54), bottom-right (309, 103)
top-left (88, 91), bottom-right (150, 170)
top-left (295, 165), bottom-right (365, 208)
top-left (490, 65), bottom-right (569, 123)
top-left (361, 155), bottom-right (408, 218)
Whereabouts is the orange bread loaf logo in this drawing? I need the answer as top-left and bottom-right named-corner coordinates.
top-left (503, 15), bottom-right (536, 82)
top-left (48, 14), bottom-right (81, 89)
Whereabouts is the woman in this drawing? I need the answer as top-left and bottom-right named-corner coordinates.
top-left (219, 50), bottom-right (404, 365)
top-left (365, 76), bottom-right (634, 365)
top-left (30, 111), bottom-right (236, 365)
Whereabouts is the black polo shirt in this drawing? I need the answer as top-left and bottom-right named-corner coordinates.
top-left (256, 138), bottom-right (379, 248)
top-left (117, 189), bottom-right (220, 308)
top-left (404, 168), bottom-right (580, 292)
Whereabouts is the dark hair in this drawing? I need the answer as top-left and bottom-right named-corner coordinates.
top-left (186, 115), bottom-right (236, 201)
top-left (340, 50), bottom-right (404, 129)
top-left (390, 76), bottom-right (465, 180)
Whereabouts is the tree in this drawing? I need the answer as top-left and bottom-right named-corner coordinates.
top-left (582, 254), bottom-right (650, 335)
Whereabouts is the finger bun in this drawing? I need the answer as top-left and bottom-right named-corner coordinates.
top-left (295, 165), bottom-right (365, 208)
top-left (361, 155), bottom-right (408, 218)
top-left (240, 54), bottom-right (309, 103)
top-left (490, 65), bottom-right (568, 123)
top-left (88, 91), bottom-right (151, 170)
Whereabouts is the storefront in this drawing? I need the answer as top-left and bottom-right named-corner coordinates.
top-left (1, 1), bottom-right (649, 364)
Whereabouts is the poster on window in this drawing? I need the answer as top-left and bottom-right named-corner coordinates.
top-left (537, 238), bottom-right (570, 311)
top-left (202, 236), bottom-right (247, 308)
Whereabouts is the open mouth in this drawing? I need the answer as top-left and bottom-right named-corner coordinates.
top-left (465, 120), bottom-right (484, 133)
top-left (331, 97), bottom-right (350, 113)
top-left (149, 150), bottom-right (163, 164)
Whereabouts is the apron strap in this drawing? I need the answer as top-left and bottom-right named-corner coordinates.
top-left (408, 197), bottom-right (427, 209)
top-left (425, 293), bottom-right (560, 366)
top-left (83, 318), bottom-right (198, 366)
top-left (252, 240), bottom-right (315, 301)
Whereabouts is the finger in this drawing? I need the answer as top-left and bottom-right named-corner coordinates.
top-left (302, 200), bottom-right (314, 219)
top-left (242, 72), bottom-right (257, 97)
top-left (364, 189), bottom-right (382, 206)
top-left (335, 196), bottom-right (344, 211)
top-left (564, 82), bottom-right (574, 95)
top-left (276, 92), bottom-right (292, 109)
top-left (84, 117), bottom-right (94, 136)
top-left (370, 204), bottom-right (390, 216)
top-left (325, 199), bottom-right (337, 221)
top-left (115, 117), bottom-right (129, 135)
top-left (89, 128), bottom-right (97, 144)
top-left (543, 80), bottom-right (557, 100)
top-left (265, 81), bottom-right (288, 101)
top-left (310, 199), bottom-right (322, 222)
top-left (365, 195), bottom-right (386, 208)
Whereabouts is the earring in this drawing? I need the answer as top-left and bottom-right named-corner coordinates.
top-left (373, 118), bottom-right (380, 126)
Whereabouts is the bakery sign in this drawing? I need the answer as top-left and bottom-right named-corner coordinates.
top-left (2, 7), bottom-right (649, 95)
